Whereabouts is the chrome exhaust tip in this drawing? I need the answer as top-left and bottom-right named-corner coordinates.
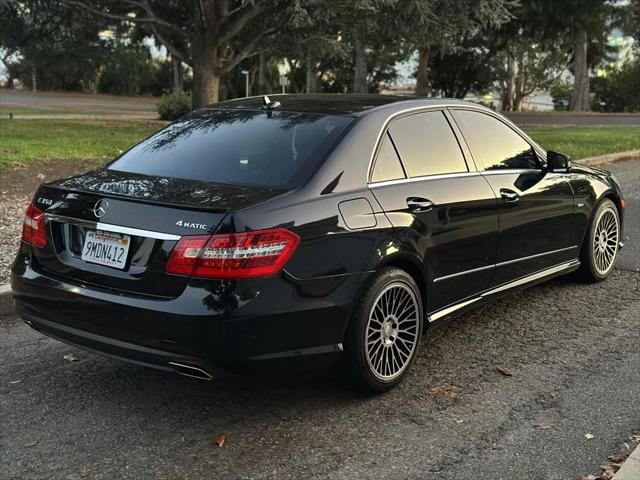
top-left (169, 362), bottom-right (214, 381)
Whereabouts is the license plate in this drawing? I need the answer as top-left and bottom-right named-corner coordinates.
top-left (81, 230), bottom-right (130, 269)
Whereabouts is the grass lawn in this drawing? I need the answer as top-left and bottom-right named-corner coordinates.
top-left (525, 126), bottom-right (640, 160)
top-left (0, 119), bottom-right (164, 171)
top-left (1, 119), bottom-right (638, 172)
top-left (0, 105), bottom-right (89, 116)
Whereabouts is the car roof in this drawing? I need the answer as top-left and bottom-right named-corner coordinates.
top-left (208, 94), bottom-right (478, 116)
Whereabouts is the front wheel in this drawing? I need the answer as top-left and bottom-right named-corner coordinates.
top-left (577, 198), bottom-right (620, 282)
top-left (341, 267), bottom-right (423, 393)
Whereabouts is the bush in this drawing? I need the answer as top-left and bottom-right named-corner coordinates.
top-left (157, 91), bottom-right (192, 120)
top-left (592, 60), bottom-right (640, 112)
top-left (550, 80), bottom-right (572, 111)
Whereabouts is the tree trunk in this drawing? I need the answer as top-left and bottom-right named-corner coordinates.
top-left (352, 38), bottom-right (368, 94)
top-left (416, 47), bottom-right (430, 96)
top-left (258, 52), bottom-right (271, 94)
top-left (31, 64), bottom-right (37, 93)
top-left (571, 21), bottom-right (590, 111)
top-left (191, 0), bottom-right (221, 108)
top-left (502, 54), bottom-right (515, 111)
top-left (192, 55), bottom-right (220, 107)
top-left (172, 56), bottom-right (183, 92)
top-left (305, 56), bottom-right (318, 93)
top-left (513, 94), bottom-right (526, 112)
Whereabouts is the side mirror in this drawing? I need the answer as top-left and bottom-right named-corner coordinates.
top-left (547, 151), bottom-right (571, 173)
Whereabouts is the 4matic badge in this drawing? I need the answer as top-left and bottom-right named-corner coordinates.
top-left (175, 220), bottom-right (208, 230)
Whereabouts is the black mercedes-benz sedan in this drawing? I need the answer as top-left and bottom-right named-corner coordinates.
top-left (11, 94), bottom-right (625, 391)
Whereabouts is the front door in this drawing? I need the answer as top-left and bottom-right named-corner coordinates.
top-left (451, 109), bottom-right (575, 286)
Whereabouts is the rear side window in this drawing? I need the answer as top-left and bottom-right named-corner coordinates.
top-left (454, 110), bottom-right (540, 170)
top-left (371, 132), bottom-right (406, 182)
top-left (108, 110), bottom-right (353, 188)
top-left (388, 111), bottom-right (468, 178)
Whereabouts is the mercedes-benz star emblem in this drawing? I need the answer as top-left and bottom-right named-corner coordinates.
top-left (93, 199), bottom-right (109, 218)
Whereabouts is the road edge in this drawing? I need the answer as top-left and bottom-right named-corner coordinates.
top-left (613, 445), bottom-right (640, 480)
top-left (578, 149), bottom-right (640, 166)
top-left (0, 283), bottom-right (12, 315)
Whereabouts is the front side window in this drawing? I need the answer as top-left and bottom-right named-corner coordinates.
top-left (371, 132), bottom-right (406, 182)
top-left (109, 109), bottom-right (353, 188)
top-left (454, 110), bottom-right (540, 171)
top-left (388, 111), bottom-right (468, 178)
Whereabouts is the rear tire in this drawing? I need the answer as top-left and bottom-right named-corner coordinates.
top-left (577, 198), bottom-right (620, 282)
top-left (341, 267), bottom-right (423, 393)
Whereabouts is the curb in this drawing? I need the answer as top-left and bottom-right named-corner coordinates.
top-left (0, 283), bottom-right (13, 316)
top-left (613, 445), bottom-right (640, 480)
top-left (578, 149), bottom-right (640, 166)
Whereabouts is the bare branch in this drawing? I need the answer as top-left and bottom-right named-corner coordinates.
top-left (196, 0), bottom-right (208, 29)
top-left (216, 3), bottom-right (266, 48)
top-left (61, 0), bottom-right (188, 38)
top-left (221, 24), bottom-right (280, 73)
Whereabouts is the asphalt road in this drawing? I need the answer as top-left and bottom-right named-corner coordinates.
top-left (1, 160), bottom-right (638, 480)
top-left (2, 89), bottom-right (640, 126)
top-left (0, 89), bottom-right (157, 116)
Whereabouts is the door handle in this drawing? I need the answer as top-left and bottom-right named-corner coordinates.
top-left (406, 197), bottom-right (435, 212)
top-left (500, 189), bottom-right (520, 203)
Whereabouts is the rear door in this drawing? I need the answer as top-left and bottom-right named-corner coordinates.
top-left (369, 110), bottom-right (498, 312)
top-left (450, 109), bottom-right (575, 286)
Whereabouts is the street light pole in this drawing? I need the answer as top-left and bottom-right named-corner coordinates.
top-left (241, 69), bottom-right (250, 97)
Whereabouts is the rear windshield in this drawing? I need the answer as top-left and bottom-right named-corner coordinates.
top-left (108, 109), bottom-right (353, 188)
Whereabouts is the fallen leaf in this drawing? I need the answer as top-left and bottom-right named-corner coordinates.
top-left (581, 475), bottom-right (597, 480)
top-left (599, 463), bottom-right (621, 479)
top-left (585, 433), bottom-right (595, 440)
top-left (24, 440), bottom-right (38, 447)
top-left (63, 354), bottom-right (79, 362)
top-left (534, 424), bottom-right (552, 431)
top-left (80, 467), bottom-right (93, 478)
top-left (215, 434), bottom-right (225, 448)
top-left (496, 366), bottom-right (512, 376)
top-left (608, 454), bottom-right (628, 463)
top-left (426, 385), bottom-right (462, 402)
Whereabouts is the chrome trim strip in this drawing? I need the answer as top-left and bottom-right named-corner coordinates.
top-left (45, 214), bottom-right (181, 241)
top-left (369, 171), bottom-right (480, 188)
top-left (481, 169), bottom-right (542, 176)
top-left (429, 297), bottom-right (481, 322)
top-left (168, 362), bottom-right (214, 381)
top-left (433, 245), bottom-right (578, 283)
top-left (496, 245), bottom-right (578, 267)
top-left (482, 259), bottom-right (580, 296)
top-left (428, 259), bottom-right (581, 322)
top-left (433, 264), bottom-right (494, 283)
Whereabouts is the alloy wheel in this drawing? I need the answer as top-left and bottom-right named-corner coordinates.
top-left (365, 282), bottom-right (420, 381)
top-left (592, 207), bottom-right (619, 276)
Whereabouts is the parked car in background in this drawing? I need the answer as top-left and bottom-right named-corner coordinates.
top-left (12, 95), bottom-right (625, 391)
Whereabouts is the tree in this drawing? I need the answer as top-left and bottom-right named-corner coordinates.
top-left (529, 0), bottom-right (614, 111)
top-left (0, 0), bottom-right (109, 92)
top-left (64, 0), bottom-right (297, 107)
top-left (399, 0), bottom-right (517, 96)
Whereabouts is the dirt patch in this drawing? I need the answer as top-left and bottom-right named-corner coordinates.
top-left (0, 158), bottom-right (102, 283)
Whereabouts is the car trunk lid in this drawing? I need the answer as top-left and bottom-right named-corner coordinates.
top-left (29, 169), bottom-right (287, 297)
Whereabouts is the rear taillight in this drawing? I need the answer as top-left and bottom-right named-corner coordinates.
top-left (22, 203), bottom-right (46, 247)
top-left (166, 228), bottom-right (300, 279)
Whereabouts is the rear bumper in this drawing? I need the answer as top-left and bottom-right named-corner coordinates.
top-left (11, 252), bottom-right (369, 377)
